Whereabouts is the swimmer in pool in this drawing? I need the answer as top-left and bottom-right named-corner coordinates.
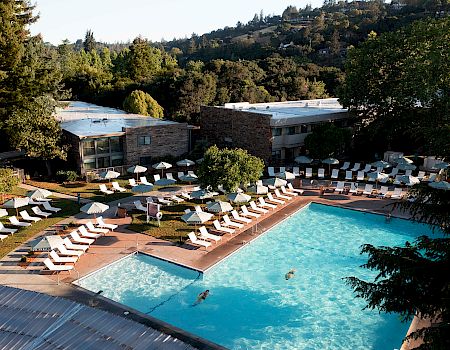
top-left (285, 269), bottom-right (296, 280)
top-left (193, 290), bottom-right (210, 305)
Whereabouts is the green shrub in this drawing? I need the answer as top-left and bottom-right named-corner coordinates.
top-left (56, 170), bottom-right (78, 183)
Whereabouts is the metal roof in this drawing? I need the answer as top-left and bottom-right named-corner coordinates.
top-left (0, 285), bottom-right (197, 350)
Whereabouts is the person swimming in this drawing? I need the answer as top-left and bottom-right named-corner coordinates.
top-left (193, 290), bottom-right (210, 305)
top-left (285, 269), bottom-right (296, 280)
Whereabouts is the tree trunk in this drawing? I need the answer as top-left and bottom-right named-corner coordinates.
top-left (45, 160), bottom-right (52, 177)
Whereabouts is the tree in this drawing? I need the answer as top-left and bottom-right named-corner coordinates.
top-left (346, 184), bottom-right (450, 349)
top-left (197, 146), bottom-right (264, 192)
top-left (304, 123), bottom-right (351, 159)
top-left (123, 90), bottom-right (164, 118)
top-left (0, 168), bottom-right (19, 201)
top-left (84, 30), bottom-right (96, 52)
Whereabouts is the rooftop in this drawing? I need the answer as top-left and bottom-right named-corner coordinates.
top-left (59, 101), bottom-right (181, 138)
top-left (223, 98), bottom-right (348, 125)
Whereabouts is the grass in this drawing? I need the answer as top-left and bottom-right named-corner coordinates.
top-left (26, 178), bottom-right (133, 203)
top-left (0, 198), bottom-right (81, 259)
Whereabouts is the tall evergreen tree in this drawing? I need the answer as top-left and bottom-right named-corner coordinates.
top-left (84, 29), bottom-right (96, 52)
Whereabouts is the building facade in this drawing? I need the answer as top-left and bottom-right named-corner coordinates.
top-left (200, 98), bottom-right (352, 164)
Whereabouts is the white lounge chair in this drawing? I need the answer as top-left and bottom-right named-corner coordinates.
top-left (345, 171), bottom-right (353, 180)
top-left (0, 234), bottom-right (7, 241)
top-left (157, 197), bottom-right (172, 206)
top-left (340, 162), bottom-right (350, 170)
top-left (349, 182), bottom-right (360, 194)
top-left (134, 200), bottom-right (147, 212)
top-left (180, 192), bottom-right (192, 200)
top-left (78, 225), bottom-right (102, 239)
top-left (19, 210), bottom-right (41, 223)
top-left (194, 205), bottom-right (203, 213)
top-left (170, 195), bottom-right (183, 203)
top-left (56, 243), bottom-right (83, 257)
top-left (31, 207), bottom-right (52, 218)
top-left (112, 181), bottom-right (126, 192)
top-left (63, 237), bottom-right (89, 252)
top-left (377, 186), bottom-right (390, 198)
top-left (42, 201), bottom-right (61, 213)
top-left (405, 169), bottom-right (412, 176)
top-left (417, 171), bottom-right (426, 180)
top-left (231, 210), bottom-right (251, 223)
top-left (426, 174), bottom-right (437, 182)
top-left (96, 216), bottom-right (118, 230)
top-left (350, 163), bottom-right (361, 172)
top-left (390, 188), bottom-right (405, 199)
top-left (0, 222), bottom-right (17, 234)
top-left (70, 231), bottom-right (94, 245)
top-left (258, 197), bottom-right (277, 209)
top-left (318, 168), bottom-right (325, 179)
top-left (287, 183), bottom-right (304, 195)
top-left (129, 178), bottom-right (138, 187)
top-left (292, 167), bottom-right (300, 176)
top-left (268, 167), bottom-right (276, 177)
top-left (188, 232), bottom-right (211, 250)
top-left (166, 173), bottom-right (176, 182)
top-left (0, 208), bottom-right (9, 218)
top-left (9, 216), bottom-right (31, 227)
top-left (43, 258), bottom-right (74, 272)
top-left (153, 174), bottom-right (161, 182)
top-left (140, 176), bottom-right (153, 186)
top-left (274, 189), bottom-right (291, 200)
top-left (86, 221), bottom-right (109, 235)
top-left (222, 215), bottom-right (244, 229)
top-left (187, 170), bottom-right (197, 177)
top-left (49, 250), bottom-right (78, 263)
top-left (362, 184), bottom-right (374, 196)
top-left (279, 166), bottom-right (286, 174)
top-left (334, 181), bottom-right (345, 193)
top-left (305, 168), bottom-right (312, 178)
top-left (331, 169), bottom-right (339, 179)
top-left (184, 208), bottom-right (191, 214)
top-left (249, 201), bottom-right (268, 214)
top-left (388, 168), bottom-right (399, 177)
top-left (362, 164), bottom-right (372, 173)
top-left (393, 175), bottom-right (402, 185)
top-left (177, 171), bottom-right (185, 179)
top-left (199, 226), bottom-right (221, 243)
top-left (280, 186), bottom-right (297, 196)
top-left (241, 205), bottom-right (260, 218)
top-left (213, 220), bottom-right (235, 234)
top-left (99, 184), bottom-right (113, 195)
top-left (379, 176), bottom-right (390, 184)
top-left (356, 171), bottom-right (365, 181)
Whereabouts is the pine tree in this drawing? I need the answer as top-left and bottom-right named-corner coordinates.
top-left (84, 30), bottom-right (96, 52)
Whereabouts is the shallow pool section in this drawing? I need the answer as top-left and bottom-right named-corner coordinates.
top-left (77, 203), bottom-right (430, 349)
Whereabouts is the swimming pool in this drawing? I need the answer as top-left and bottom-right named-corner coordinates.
top-left (76, 203), bottom-right (430, 349)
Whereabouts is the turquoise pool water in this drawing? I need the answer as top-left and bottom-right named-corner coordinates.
top-left (77, 203), bottom-right (431, 349)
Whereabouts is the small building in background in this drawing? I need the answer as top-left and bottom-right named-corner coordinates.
top-left (59, 102), bottom-right (195, 174)
top-left (200, 98), bottom-right (351, 164)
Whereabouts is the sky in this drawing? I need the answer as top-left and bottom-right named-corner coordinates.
top-left (30, 0), bottom-right (323, 45)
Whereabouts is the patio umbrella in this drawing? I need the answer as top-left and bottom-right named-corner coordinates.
top-left (263, 177), bottom-right (287, 188)
top-left (294, 156), bottom-right (312, 164)
top-left (248, 184), bottom-right (269, 195)
top-left (196, 158), bottom-right (204, 164)
top-left (279, 171), bottom-right (296, 180)
top-left (371, 160), bottom-right (390, 169)
top-left (397, 175), bottom-right (420, 186)
top-left (397, 163), bottom-right (417, 171)
top-left (99, 170), bottom-right (120, 183)
top-left (191, 189), bottom-right (217, 200)
top-left (131, 184), bottom-right (154, 194)
top-left (396, 157), bottom-right (414, 165)
top-left (152, 162), bottom-right (172, 177)
top-left (179, 175), bottom-right (198, 183)
top-left (127, 165), bottom-right (147, 180)
top-left (181, 211), bottom-right (214, 234)
top-left (227, 192), bottom-right (251, 203)
top-left (80, 202), bottom-right (109, 218)
top-left (206, 201), bottom-right (233, 219)
top-left (433, 162), bottom-right (449, 170)
top-left (2, 197), bottom-right (30, 216)
top-left (27, 188), bottom-right (52, 199)
top-left (176, 159), bottom-right (195, 167)
top-left (155, 178), bottom-right (176, 186)
top-left (322, 157), bottom-right (339, 173)
top-left (367, 172), bottom-right (389, 185)
top-left (428, 181), bottom-right (450, 190)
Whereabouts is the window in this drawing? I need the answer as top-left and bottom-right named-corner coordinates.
top-left (97, 156), bottom-right (110, 168)
top-left (271, 150), bottom-right (281, 160)
top-left (82, 140), bottom-right (95, 156)
top-left (139, 156), bottom-right (152, 165)
top-left (286, 126), bottom-right (296, 135)
top-left (96, 138), bottom-right (109, 154)
top-left (110, 137), bottom-right (123, 153)
top-left (300, 124), bottom-right (308, 133)
top-left (138, 135), bottom-right (151, 146)
top-left (83, 158), bottom-right (96, 170)
top-left (272, 128), bottom-right (282, 137)
top-left (111, 155), bottom-right (124, 166)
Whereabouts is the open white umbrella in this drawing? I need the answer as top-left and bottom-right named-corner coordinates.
top-left (2, 197), bottom-right (30, 216)
top-left (367, 172), bottom-right (389, 184)
top-left (294, 156), bottom-right (312, 164)
top-left (179, 175), bottom-right (198, 183)
top-left (248, 184), bottom-right (269, 195)
top-left (191, 189), bottom-right (217, 200)
top-left (371, 160), bottom-right (390, 169)
top-left (428, 181), bottom-right (450, 190)
top-left (398, 175), bottom-right (420, 186)
top-left (263, 177), bottom-right (287, 188)
top-left (322, 157), bottom-right (339, 173)
top-left (396, 157), bottom-right (414, 165)
top-left (181, 211), bottom-right (214, 235)
top-left (131, 184), bottom-right (154, 194)
top-left (433, 162), bottom-right (449, 170)
top-left (279, 171), bottom-right (296, 180)
top-left (99, 170), bottom-right (120, 182)
top-left (152, 162), bottom-right (172, 177)
top-left (27, 188), bottom-right (52, 199)
top-left (155, 178), bottom-right (176, 186)
top-left (127, 165), bottom-right (147, 180)
top-left (397, 163), bottom-right (417, 171)
top-left (80, 202), bottom-right (109, 218)
top-left (207, 201), bottom-right (233, 214)
top-left (176, 159), bottom-right (195, 167)
top-left (227, 192), bottom-right (251, 203)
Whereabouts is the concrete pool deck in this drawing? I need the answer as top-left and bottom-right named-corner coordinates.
top-left (0, 187), bottom-right (420, 349)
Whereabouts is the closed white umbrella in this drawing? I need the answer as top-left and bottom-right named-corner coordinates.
top-left (99, 170), bottom-right (120, 182)
top-left (27, 188), bottom-right (52, 199)
top-left (152, 162), bottom-right (172, 177)
top-left (263, 177), bottom-right (287, 188)
top-left (3, 197), bottom-right (30, 216)
top-left (248, 184), bottom-right (269, 195)
top-left (294, 156), bottom-right (312, 164)
top-left (227, 192), bottom-right (251, 203)
top-left (131, 184), bottom-right (154, 194)
top-left (176, 159), bottom-right (195, 167)
top-left (80, 202), bottom-right (109, 218)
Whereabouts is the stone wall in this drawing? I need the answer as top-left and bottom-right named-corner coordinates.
top-left (124, 124), bottom-right (189, 165)
top-left (199, 106), bottom-right (272, 163)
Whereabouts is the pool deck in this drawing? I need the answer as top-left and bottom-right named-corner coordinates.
top-left (0, 187), bottom-right (417, 349)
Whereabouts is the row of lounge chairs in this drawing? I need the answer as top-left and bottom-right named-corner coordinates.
top-left (331, 182), bottom-right (407, 199)
top-left (43, 217), bottom-right (118, 272)
top-left (99, 182), bottom-right (126, 195)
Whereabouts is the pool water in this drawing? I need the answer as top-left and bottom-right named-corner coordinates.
top-left (77, 203), bottom-right (431, 349)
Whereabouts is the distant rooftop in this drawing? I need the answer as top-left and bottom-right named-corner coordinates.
top-left (59, 101), bottom-right (181, 138)
top-left (223, 98), bottom-right (348, 126)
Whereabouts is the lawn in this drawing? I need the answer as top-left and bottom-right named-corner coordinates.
top-left (26, 178), bottom-right (133, 203)
top-left (0, 198), bottom-right (81, 259)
